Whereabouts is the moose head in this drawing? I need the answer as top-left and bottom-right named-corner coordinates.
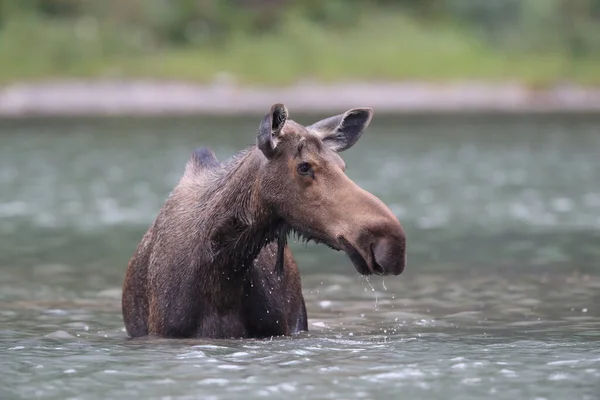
top-left (255, 104), bottom-right (406, 276)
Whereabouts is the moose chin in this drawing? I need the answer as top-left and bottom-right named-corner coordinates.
top-left (121, 104), bottom-right (406, 339)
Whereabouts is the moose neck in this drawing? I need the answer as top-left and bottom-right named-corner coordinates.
top-left (207, 148), bottom-right (284, 277)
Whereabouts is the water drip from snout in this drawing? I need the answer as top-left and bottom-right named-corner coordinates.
top-left (363, 276), bottom-right (379, 312)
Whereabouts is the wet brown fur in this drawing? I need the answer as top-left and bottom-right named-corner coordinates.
top-left (122, 148), bottom-right (307, 339)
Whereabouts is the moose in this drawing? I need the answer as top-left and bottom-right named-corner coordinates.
top-left (122, 104), bottom-right (406, 339)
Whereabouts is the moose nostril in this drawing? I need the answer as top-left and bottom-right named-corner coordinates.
top-left (372, 262), bottom-right (385, 275)
top-left (369, 244), bottom-right (386, 275)
top-left (372, 237), bottom-right (406, 275)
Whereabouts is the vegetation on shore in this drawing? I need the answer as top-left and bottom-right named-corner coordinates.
top-left (1, 0), bottom-right (599, 86)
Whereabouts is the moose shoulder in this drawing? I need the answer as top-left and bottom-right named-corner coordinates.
top-left (121, 104), bottom-right (406, 339)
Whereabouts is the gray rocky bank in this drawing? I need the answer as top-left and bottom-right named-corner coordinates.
top-left (2, 80), bottom-right (600, 117)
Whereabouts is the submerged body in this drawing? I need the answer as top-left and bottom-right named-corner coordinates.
top-left (122, 104), bottom-right (406, 339)
top-left (123, 237), bottom-right (307, 339)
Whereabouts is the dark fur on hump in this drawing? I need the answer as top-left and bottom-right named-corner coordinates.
top-left (190, 147), bottom-right (220, 169)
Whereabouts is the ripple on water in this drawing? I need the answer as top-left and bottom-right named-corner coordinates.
top-left (44, 330), bottom-right (77, 339)
top-left (216, 364), bottom-right (245, 371)
top-left (197, 378), bottom-right (229, 386)
top-left (363, 368), bottom-right (426, 382)
top-left (175, 351), bottom-right (206, 359)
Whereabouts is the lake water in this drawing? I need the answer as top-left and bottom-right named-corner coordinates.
top-left (1, 114), bottom-right (599, 399)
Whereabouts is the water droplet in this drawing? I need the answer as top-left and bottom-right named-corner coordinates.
top-left (363, 277), bottom-right (379, 309)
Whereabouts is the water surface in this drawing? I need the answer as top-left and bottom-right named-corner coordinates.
top-left (1, 114), bottom-right (599, 399)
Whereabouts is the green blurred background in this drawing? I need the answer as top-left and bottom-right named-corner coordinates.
top-left (1, 0), bottom-right (600, 86)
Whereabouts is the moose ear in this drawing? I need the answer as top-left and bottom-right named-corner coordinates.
top-left (257, 103), bottom-right (288, 159)
top-left (307, 108), bottom-right (373, 152)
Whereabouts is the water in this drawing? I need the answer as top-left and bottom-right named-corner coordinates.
top-left (1, 114), bottom-right (599, 399)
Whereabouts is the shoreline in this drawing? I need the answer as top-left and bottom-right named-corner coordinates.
top-left (2, 79), bottom-right (600, 118)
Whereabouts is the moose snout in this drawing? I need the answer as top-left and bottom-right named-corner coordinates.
top-left (339, 220), bottom-right (406, 276)
top-left (371, 235), bottom-right (406, 276)
top-left (328, 181), bottom-right (407, 277)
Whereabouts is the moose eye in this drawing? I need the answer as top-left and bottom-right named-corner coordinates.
top-left (297, 162), bottom-right (312, 176)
